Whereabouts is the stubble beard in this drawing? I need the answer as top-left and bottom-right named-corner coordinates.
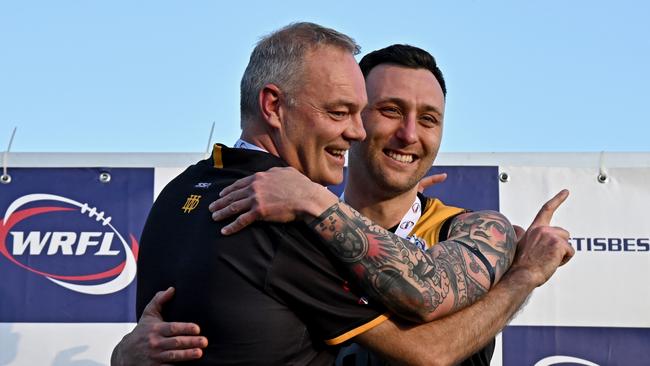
top-left (351, 145), bottom-right (424, 199)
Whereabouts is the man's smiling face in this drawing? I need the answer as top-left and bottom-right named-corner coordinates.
top-left (349, 63), bottom-right (445, 195)
top-left (277, 45), bottom-right (367, 186)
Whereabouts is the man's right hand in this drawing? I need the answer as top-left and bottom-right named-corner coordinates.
top-left (209, 166), bottom-right (338, 235)
top-left (509, 189), bottom-right (575, 287)
top-left (110, 287), bottom-right (208, 366)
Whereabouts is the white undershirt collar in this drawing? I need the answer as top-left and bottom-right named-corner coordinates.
top-left (234, 139), bottom-right (268, 153)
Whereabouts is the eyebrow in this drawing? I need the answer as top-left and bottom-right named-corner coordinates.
top-left (323, 99), bottom-right (366, 111)
top-left (376, 97), bottom-right (443, 117)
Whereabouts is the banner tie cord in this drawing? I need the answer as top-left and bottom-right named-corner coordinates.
top-left (1, 127), bottom-right (17, 184)
top-left (597, 151), bottom-right (608, 183)
top-left (205, 121), bottom-right (215, 159)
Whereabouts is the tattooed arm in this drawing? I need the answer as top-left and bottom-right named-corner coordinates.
top-left (210, 167), bottom-right (516, 323)
top-left (310, 203), bottom-right (516, 323)
top-left (354, 191), bottom-right (574, 365)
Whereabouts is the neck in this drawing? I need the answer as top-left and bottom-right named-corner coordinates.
top-left (239, 130), bottom-right (280, 158)
top-left (344, 178), bottom-right (419, 230)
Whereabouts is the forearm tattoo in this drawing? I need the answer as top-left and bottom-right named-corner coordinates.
top-left (309, 203), bottom-right (517, 322)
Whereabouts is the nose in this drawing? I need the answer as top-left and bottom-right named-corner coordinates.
top-left (345, 112), bottom-right (367, 141)
top-left (395, 115), bottom-right (417, 144)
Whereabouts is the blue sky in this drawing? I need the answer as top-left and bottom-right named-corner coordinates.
top-left (1, 0), bottom-right (648, 153)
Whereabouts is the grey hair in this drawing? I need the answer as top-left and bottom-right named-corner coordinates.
top-left (240, 22), bottom-right (360, 126)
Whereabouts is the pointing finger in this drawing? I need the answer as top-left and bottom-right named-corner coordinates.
top-left (531, 189), bottom-right (569, 228)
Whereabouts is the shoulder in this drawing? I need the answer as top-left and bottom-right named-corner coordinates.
top-left (412, 194), bottom-right (467, 244)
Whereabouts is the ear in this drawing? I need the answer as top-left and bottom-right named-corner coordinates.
top-left (259, 84), bottom-right (283, 129)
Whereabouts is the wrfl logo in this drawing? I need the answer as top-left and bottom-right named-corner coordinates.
top-left (0, 194), bottom-right (138, 295)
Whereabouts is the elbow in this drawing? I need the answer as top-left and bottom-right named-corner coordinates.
top-left (405, 298), bottom-right (453, 324)
top-left (377, 290), bottom-right (439, 324)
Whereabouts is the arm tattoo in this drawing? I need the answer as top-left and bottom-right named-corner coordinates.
top-left (447, 211), bottom-right (517, 284)
top-left (309, 204), bottom-right (517, 323)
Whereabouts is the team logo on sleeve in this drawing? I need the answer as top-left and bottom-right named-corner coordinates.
top-left (0, 194), bottom-right (138, 295)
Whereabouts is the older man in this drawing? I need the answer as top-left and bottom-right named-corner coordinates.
top-left (112, 23), bottom-right (573, 366)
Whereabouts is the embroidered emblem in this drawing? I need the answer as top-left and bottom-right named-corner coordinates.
top-left (182, 195), bottom-right (201, 213)
top-left (194, 182), bottom-right (212, 188)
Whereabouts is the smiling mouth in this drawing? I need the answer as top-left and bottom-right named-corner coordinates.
top-left (326, 148), bottom-right (347, 159)
top-left (384, 149), bottom-right (416, 164)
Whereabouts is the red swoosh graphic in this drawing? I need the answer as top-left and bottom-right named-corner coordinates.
top-left (0, 207), bottom-right (138, 281)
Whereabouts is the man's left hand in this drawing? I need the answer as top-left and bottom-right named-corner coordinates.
top-left (111, 287), bottom-right (208, 366)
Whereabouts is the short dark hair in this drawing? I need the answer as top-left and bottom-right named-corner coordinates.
top-left (359, 44), bottom-right (446, 96)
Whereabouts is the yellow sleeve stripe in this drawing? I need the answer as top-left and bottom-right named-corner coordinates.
top-left (213, 144), bottom-right (223, 168)
top-left (324, 313), bottom-right (390, 346)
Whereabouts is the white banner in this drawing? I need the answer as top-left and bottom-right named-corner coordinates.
top-left (500, 167), bottom-right (650, 327)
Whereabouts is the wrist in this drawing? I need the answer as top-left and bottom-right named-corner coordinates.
top-left (299, 184), bottom-right (339, 221)
top-left (500, 266), bottom-right (539, 292)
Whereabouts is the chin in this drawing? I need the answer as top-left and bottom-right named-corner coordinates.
top-left (375, 174), bottom-right (419, 195)
top-left (314, 171), bottom-right (344, 186)
top-left (321, 176), bottom-right (343, 186)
